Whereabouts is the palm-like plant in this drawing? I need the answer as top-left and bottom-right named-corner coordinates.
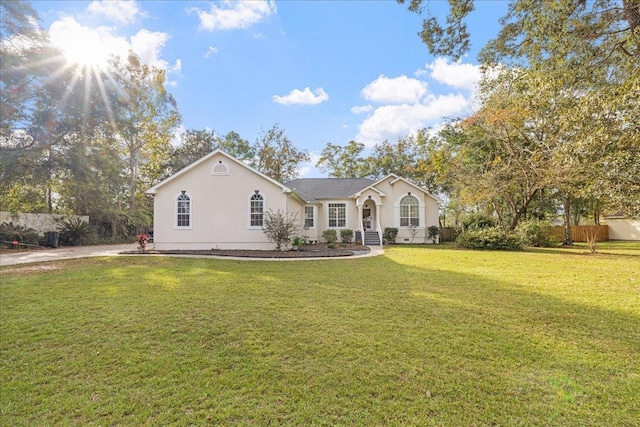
top-left (57, 218), bottom-right (94, 246)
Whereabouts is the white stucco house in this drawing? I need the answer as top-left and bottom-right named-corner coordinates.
top-left (146, 149), bottom-right (440, 250)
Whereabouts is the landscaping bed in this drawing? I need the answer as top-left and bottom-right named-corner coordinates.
top-left (121, 243), bottom-right (370, 258)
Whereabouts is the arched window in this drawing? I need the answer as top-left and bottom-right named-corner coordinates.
top-left (176, 191), bottom-right (191, 228)
top-left (400, 195), bottom-right (419, 227)
top-left (250, 192), bottom-right (264, 227)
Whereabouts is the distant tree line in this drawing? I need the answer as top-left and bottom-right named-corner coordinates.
top-left (2, 0), bottom-right (638, 245)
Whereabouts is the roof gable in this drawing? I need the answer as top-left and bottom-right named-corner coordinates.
top-left (372, 174), bottom-right (440, 203)
top-left (146, 149), bottom-right (292, 195)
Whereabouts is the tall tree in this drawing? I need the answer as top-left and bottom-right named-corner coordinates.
top-left (400, 0), bottom-right (639, 62)
top-left (1, 0), bottom-right (57, 212)
top-left (403, 0), bottom-right (640, 223)
top-left (439, 69), bottom-right (561, 230)
top-left (479, 0), bottom-right (640, 223)
top-left (109, 52), bottom-right (181, 210)
top-left (1, 1), bottom-right (116, 214)
top-left (398, 0), bottom-right (475, 61)
top-left (166, 129), bottom-right (217, 176)
top-left (253, 124), bottom-right (309, 182)
top-left (0, 0), bottom-right (50, 137)
top-left (316, 140), bottom-right (367, 178)
top-left (216, 131), bottom-right (254, 163)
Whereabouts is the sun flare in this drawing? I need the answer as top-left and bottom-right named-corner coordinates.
top-left (59, 37), bottom-right (111, 68)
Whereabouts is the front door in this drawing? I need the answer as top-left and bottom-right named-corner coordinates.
top-left (362, 208), bottom-right (371, 230)
top-left (362, 204), bottom-right (375, 231)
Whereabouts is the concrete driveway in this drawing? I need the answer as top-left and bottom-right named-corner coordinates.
top-left (0, 244), bottom-right (134, 267)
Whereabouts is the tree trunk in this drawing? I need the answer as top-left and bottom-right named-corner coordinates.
top-left (129, 159), bottom-right (137, 211)
top-left (508, 189), bottom-right (538, 231)
top-left (47, 184), bottom-right (53, 214)
top-left (562, 194), bottom-right (573, 246)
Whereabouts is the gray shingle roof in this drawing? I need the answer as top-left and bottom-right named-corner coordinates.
top-left (284, 178), bottom-right (376, 202)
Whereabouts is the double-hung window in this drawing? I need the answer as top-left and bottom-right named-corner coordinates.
top-left (304, 206), bottom-right (315, 228)
top-left (400, 195), bottom-right (419, 227)
top-left (328, 203), bottom-right (346, 228)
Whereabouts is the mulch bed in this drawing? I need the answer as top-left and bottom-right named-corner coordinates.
top-left (121, 243), bottom-right (370, 259)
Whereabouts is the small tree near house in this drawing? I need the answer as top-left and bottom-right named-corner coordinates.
top-left (263, 209), bottom-right (301, 251)
top-left (427, 226), bottom-right (440, 244)
top-left (408, 223), bottom-right (419, 243)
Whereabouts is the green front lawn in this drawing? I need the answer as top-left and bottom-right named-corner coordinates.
top-left (1, 244), bottom-right (639, 425)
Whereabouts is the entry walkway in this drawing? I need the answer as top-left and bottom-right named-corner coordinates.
top-left (0, 244), bottom-right (383, 267)
top-left (0, 244), bottom-right (134, 267)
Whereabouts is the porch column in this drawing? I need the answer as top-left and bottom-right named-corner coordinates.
top-left (357, 202), bottom-right (363, 235)
top-left (375, 204), bottom-right (381, 232)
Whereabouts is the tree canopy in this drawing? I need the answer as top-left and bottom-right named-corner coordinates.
top-left (401, 0), bottom-right (639, 223)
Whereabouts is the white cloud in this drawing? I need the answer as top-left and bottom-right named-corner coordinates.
top-left (273, 87), bottom-right (329, 106)
top-left (362, 75), bottom-right (428, 104)
top-left (48, 16), bottom-right (130, 63)
top-left (356, 94), bottom-right (469, 146)
top-left (87, 0), bottom-right (144, 25)
top-left (351, 105), bottom-right (374, 114)
top-left (190, 0), bottom-right (276, 32)
top-left (298, 151), bottom-right (324, 178)
top-left (425, 57), bottom-right (481, 92)
top-left (130, 28), bottom-right (171, 69)
top-left (204, 46), bottom-right (219, 58)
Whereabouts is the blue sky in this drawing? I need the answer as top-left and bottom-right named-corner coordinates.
top-left (32, 0), bottom-right (509, 177)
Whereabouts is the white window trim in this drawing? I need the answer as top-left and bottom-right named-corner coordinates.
top-left (211, 160), bottom-right (229, 176)
top-left (248, 191), bottom-right (266, 230)
top-left (175, 191), bottom-right (193, 230)
top-left (394, 195), bottom-right (424, 229)
top-left (304, 205), bottom-right (316, 230)
top-left (326, 201), bottom-right (348, 229)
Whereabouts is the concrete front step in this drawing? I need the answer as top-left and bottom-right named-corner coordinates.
top-left (364, 231), bottom-right (381, 246)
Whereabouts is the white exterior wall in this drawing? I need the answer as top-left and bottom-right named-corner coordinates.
top-left (314, 200), bottom-right (359, 242)
top-left (606, 218), bottom-right (640, 241)
top-left (370, 178), bottom-right (439, 244)
top-left (151, 153), bottom-right (296, 250)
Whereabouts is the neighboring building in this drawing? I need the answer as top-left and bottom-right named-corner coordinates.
top-left (146, 149), bottom-right (440, 250)
top-left (604, 213), bottom-right (640, 241)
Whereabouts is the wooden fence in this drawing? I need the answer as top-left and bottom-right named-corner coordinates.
top-left (439, 227), bottom-right (458, 242)
top-left (553, 225), bottom-right (609, 242)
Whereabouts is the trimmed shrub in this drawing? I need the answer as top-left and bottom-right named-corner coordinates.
top-left (340, 229), bottom-right (354, 243)
top-left (383, 227), bottom-right (398, 243)
top-left (462, 213), bottom-right (497, 230)
top-left (516, 220), bottom-right (557, 247)
top-left (456, 227), bottom-right (522, 251)
top-left (322, 229), bottom-right (338, 245)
